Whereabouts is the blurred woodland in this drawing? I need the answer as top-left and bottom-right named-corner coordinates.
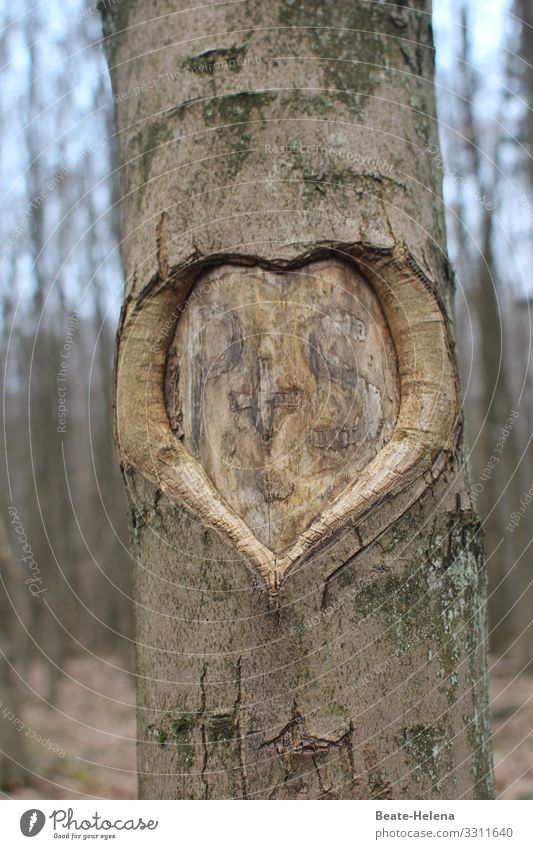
top-left (0, 0), bottom-right (532, 799)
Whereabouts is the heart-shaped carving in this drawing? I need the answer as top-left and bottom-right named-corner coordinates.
top-left (116, 246), bottom-right (458, 592)
top-left (165, 261), bottom-right (400, 555)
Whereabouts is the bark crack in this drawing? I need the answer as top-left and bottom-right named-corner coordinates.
top-left (199, 664), bottom-right (209, 799)
top-left (234, 656), bottom-right (248, 799)
top-left (156, 211), bottom-right (170, 282)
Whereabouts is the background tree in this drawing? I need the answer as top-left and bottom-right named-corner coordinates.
top-left (0, 0), bottom-right (133, 790)
top-left (436, 0), bottom-right (533, 664)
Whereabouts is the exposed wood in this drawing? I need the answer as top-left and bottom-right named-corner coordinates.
top-left (116, 246), bottom-right (458, 592)
top-left (166, 259), bottom-right (399, 554)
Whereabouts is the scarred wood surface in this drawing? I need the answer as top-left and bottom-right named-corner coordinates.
top-left (166, 260), bottom-right (399, 553)
top-left (116, 245), bottom-right (460, 592)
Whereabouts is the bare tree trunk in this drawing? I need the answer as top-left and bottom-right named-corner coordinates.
top-left (450, 10), bottom-right (529, 659)
top-left (102, 0), bottom-right (493, 799)
top-left (0, 521), bottom-right (28, 789)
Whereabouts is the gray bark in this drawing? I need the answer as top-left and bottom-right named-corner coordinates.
top-left (102, 0), bottom-right (494, 799)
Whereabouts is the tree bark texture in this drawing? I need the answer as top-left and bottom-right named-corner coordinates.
top-left (102, 0), bottom-right (494, 799)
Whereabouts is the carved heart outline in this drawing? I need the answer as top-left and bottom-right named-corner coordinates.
top-left (116, 245), bottom-right (459, 593)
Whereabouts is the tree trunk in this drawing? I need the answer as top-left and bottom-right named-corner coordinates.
top-left (0, 520), bottom-right (28, 790)
top-left (102, 0), bottom-right (493, 799)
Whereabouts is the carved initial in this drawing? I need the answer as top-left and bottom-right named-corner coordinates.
top-left (229, 357), bottom-right (303, 444)
top-left (166, 261), bottom-right (400, 553)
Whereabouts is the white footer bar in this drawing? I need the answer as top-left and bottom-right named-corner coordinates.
top-left (3, 799), bottom-right (531, 848)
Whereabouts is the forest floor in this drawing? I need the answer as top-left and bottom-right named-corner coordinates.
top-left (3, 653), bottom-right (533, 800)
top-left (490, 655), bottom-right (533, 800)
